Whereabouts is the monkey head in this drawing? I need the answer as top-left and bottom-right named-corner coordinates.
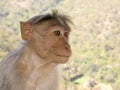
top-left (20, 11), bottom-right (72, 64)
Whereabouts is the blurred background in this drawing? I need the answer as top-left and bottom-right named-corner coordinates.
top-left (0, 0), bottom-right (120, 90)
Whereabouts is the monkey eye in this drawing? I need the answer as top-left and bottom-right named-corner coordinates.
top-left (64, 32), bottom-right (69, 38)
top-left (54, 30), bottom-right (61, 36)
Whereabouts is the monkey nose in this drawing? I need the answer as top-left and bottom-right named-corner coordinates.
top-left (65, 45), bottom-right (69, 50)
top-left (65, 45), bottom-right (72, 55)
top-left (65, 44), bottom-right (70, 50)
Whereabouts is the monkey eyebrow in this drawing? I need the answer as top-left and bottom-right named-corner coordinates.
top-left (48, 24), bottom-right (70, 31)
top-left (48, 24), bottom-right (62, 27)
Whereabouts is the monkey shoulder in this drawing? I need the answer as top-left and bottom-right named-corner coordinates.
top-left (0, 47), bottom-right (24, 90)
top-left (0, 46), bottom-right (23, 70)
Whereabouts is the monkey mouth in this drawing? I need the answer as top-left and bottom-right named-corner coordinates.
top-left (55, 53), bottom-right (69, 58)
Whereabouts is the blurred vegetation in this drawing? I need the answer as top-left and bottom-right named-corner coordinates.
top-left (0, 0), bottom-right (120, 90)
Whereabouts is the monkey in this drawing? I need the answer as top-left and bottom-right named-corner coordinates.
top-left (0, 10), bottom-right (72, 90)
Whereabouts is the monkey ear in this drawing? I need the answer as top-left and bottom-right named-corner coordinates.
top-left (20, 22), bottom-right (32, 41)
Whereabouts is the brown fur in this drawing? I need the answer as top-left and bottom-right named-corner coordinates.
top-left (0, 11), bottom-right (72, 90)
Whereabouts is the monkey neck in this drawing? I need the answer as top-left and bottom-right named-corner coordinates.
top-left (19, 43), bottom-right (57, 72)
top-left (14, 44), bottom-right (59, 89)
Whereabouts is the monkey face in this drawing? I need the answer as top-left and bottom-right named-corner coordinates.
top-left (31, 21), bottom-right (72, 63)
top-left (20, 20), bottom-right (72, 64)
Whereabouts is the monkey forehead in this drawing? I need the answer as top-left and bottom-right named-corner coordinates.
top-left (44, 19), bottom-right (70, 31)
top-left (26, 11), bottom-right (72, 31)
top-left (32, 19), bottom-right (70, 33)
top-left (28, 17), bottom-right (70, 30)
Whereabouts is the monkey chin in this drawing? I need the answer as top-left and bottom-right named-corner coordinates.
top-left (54, 56), bottom-right (70, 64)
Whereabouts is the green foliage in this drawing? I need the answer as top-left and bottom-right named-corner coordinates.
top-left (74, 77), bottom-right (86, 84)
